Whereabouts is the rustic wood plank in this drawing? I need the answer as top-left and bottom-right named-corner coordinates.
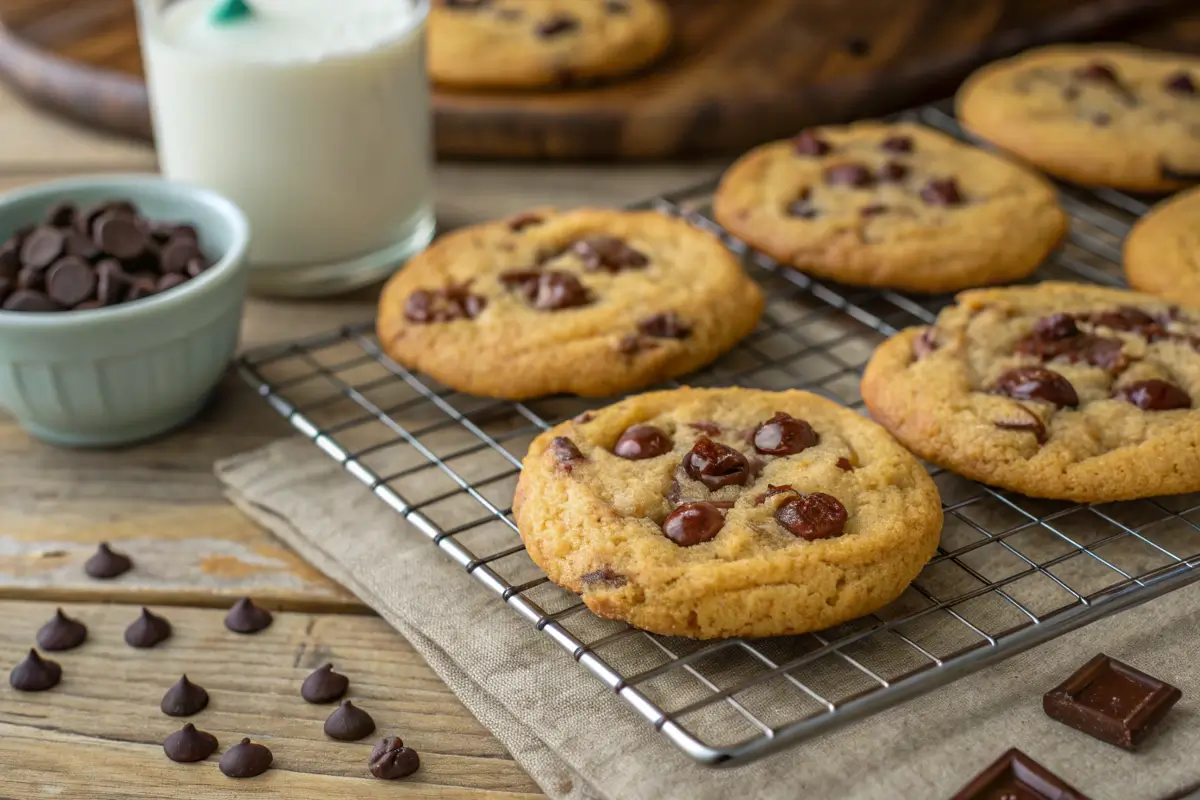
top-left (0, 601), bottom-right (544, 798)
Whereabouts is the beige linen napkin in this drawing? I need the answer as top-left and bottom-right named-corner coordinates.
top-left (218, 437), bottom-right (1200, 800)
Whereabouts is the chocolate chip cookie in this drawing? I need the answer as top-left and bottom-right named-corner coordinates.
top-left (862, 282), bottom-right (1200, 502)
top-left (957, 44), bottom-right (1200, 192)
top-left (711, 122), bottom-right (1067, 294)
top-left (1124, 186), bottom-right (1200, 307)
top-left (514, 387), bottom-right (943, 639)
top-left (376, 208), bottom-right (764, 400)
top-left (429, 0), bottom-right (672, 90)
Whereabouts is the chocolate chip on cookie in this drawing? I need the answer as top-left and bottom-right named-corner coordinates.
top-left (662, 501), bottom-right (726, 546)
top-left (506, 212), bottom-right (544, 232)
top-left (404, 284), bottom-right (487, 323)
top-left (614, 425), bottom-right (673, 460)
top-left (912, 328), bottom-right (939, 360)
top-left (683, 437), bottom-right (750, 489)
top-left (775, 493), bottom-right (848, 540)
top-left (1073, 61), bottom-right (1120, 84)
top-left (992, 367), bottom-right (1079, 408)
top-left (1115, 379), bottom-right (1191, 411)
top-left (825, 163), bottom-right (874, 188)
top-left (920, 178), bottom-right (964, 206)
top-left (860, 203), bottom-right (889, 218)
top-left (793, 129), bottom-right (832, 156)
top-left (551, 436), bottom-right (586, 471)
top-left (881, 135), bottom-right (914, 153)
top-left (529, 271), bottom-right (592, 311)
top-left (572, 236), bottom-right (649, 273)
top-left (1165, 72), bottom-right (1196, 95)
top-left (1087, 307), bottom-right (1167, 340)
top-left (754, 483), bottom-right (798, 505)
top-left (638, 312), bottom-right (691, 339)
top-left (752, 412), bottom-right (819, 456)
top-left (995, 404), bottom-right (1048, 444)
top-left (536, 14), bottom-right (579, 38)
top-left (786, 189), bottom-right (819, 219)
top-left (581, 567), bottom-right (627, 588)
top-left (877, 161), bottom-right (908, 182)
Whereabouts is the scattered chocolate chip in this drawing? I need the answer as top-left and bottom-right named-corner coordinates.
top-left (844, 36), bottom-right (869, 57)
top-left (824, 163), bottom-right (874, 188)
top-left (638, 312), bottom-right (691, 339)
top-left (1074, 61), bottom-right (1119, 84)
top-left (1165, 71), bottom-right (1196, 95)
top-left (45, 201), bottom-right (76, 228)
top-left (754, 483), bottom-right (799, 505)
top-left (161, 675), bottom-right (210, 717)
top-left (84, 542), bottom-right (132, 579)
top-left (991, 367), bottom-right (1079, 408)
top-left (301, 663), bottom-right (349, 704)
top-left (95, 260), bottom-right (129, 306)
top-left (881, 135), bottom-right (913, 153)
top-left (689, 421), bottom-right (722, 436)
top-left (581, 567), bottom-right (627, 589)
top-left (324, 700), bottom-right (377, 741)
top-left (2, 289), bottom-right (58, 311)
top-left (913, 328), bottom-right (939, 360)
top-left (995, 404), bottom-right (1048, 445)
top-left (45, 257), bottom-right (97, 307)
top-left (1043, 653), bottom-right (1181, 751)
top-left (219, 738), bottom-right (273, 778)
top-left (753, 412), bottom-right (819, 456)
top-left (572, 236), bottom-right (649, 273)
top-left (860, 203), bottom-right (889, 217)
top-left (536, 13), bottom-right (578, 37)
top-left (370, 737), bottom-right (421, 780)
top-left (662, 501), bottom-right (726, 546)
top-left (1115, 379), bottom-right (1191, 411)
top-left (64, 230), bottom-right (100, 261)
top-left (949, 749), bottom-right (1089, 800)
top-left (683, 437), bottom-right (750, 490)
top-left (775, 493), bottom-right (848, 540)
top-left (614, 424), bottom-right (673, 460)
top-left (920, 178), bottom-right (964, 206)
top-left (550, 436), bottom-right (586, 471)
top-left (159, 238), bottom-right (204, 274)
top-left (793, 130), bottom-right (831, 156)
top-left (163, 723), bottom-right (219, 763)
top-left (125, 607), bottom-right (172, 648)
top-left (506, 212), bottom-right (543, 231)
top-left (404, 284), bottom-right (487, 324)
top-left (836, 457), bottom-right (854, 471)
top-left (19, 226), bottom-right (65, 269)
top-left (94, 214), bottom-right (147, 260)
top-left (36, 608), bottom-right (87, 652)
top-left (9, 648), bottom-right (62, 691)
top-left (224, 597), bottom-right (273, 634)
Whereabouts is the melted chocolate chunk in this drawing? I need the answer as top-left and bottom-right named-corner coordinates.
top-left (1034, 313), bottom-right (1080, 340)
top-left (1115, 379), bottom-right (1191, 411)
top-left (1074, 61), bottom-right (1119, 84)
top-left (775, 493), bottom-right (848, 540)
top-left (370, 737), bottom-right (422, 780)
top-left (683, 437), bottom-right (750, 490)
top-left (161, 675), bottom-right (210, 717)
top-left (581, 567), bottom-right (627, 589)
top-left (219, 738), bottom-right (273, 778)
top-left (613, 424), bottom-right (672, 460)
top-left (836, 457), bottom-right (854, 471)
top-left (522, 271), bottom-right (592, 310)
top-left (792, 129), bottom-right (831, 156)
top-left (638, 312), bottom-right (691, 339)
top-left (877, 161), bottom-right (908, 182)
top-left (786, 188), bottom-right (819, 219)
top-left (752, 412), bottom-right (819, 456)
top-left (163, 723), bottom-right (219, 763)
top-left (824, 163), bottom-right (874, 188)
top-left (689, 421), bottom-right (722, 436)
top-left (754, 484), bottom-right (799, 505)
top-left (992, 367), bottom-right (1079, 408)
top-left (404, 284), bottom-right (487, 323)
top-left (662, 502), bottom-right (726, 547)
top-left (1165, 71), bottom-right (1197, 95)
top-left (920, 178), bottom-right (964, 206)
top-left (572, 236), bottom-right (649, 273)
top-left (551, 436), bottom-right (586, 471)
top-left (1016, 327), bottom-right (1127, 373)
top-left (36, 608), bottom-right (87, 652)
top-left (912, 328), bottom-right (939, 360)
top-left (1087, 307), bottom-right (1167, 340)
top-left (995, 404), bottom-right (1048, 445)
top-left (536, 13), bottom-right (578, 37)
top-left (506, 212), bottom-right (544, 231)
top-left (880, 135), bottom-right (913, 153)
top-left (302, 663), bottom-right (350, 704)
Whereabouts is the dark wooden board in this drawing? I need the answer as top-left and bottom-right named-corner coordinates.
top-left (0, 0), bottom-right (1192, 160)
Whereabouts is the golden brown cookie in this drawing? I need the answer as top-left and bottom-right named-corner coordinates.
top-left (957, 44), bottom-right (1200, 192)
top-left (514, 387), bottom-right (943, 639)
top-left (1124, 186), bottom-right (1200, 307)
top-left (711, 122), bottom-right (1067, 294)
top-left (428, 0), bottom-right (671, 90)
top-left (862, 282), bottom-right (1200, 502)
top-left (376, 208), bottom-right (763, 400)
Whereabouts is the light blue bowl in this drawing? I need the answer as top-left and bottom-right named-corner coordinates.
top-left (0, 175), bottom-right (250, 447)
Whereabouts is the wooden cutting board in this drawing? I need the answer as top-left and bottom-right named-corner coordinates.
top-left (0, 0), bottom-right (1191, 160)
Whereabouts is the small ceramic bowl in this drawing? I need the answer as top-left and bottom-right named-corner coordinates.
top-left (0, 175), bottom-right (250, 447)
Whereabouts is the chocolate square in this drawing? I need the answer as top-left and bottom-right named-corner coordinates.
top-left (950, 749), bottom-right (1090, 800)
top-left (1043, 653), bottom-right (1181, 751)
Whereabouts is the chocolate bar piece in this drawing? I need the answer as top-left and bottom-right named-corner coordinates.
top-left (950, 749), bottom-right (1090, 800)
top-left (1043, 653), bottom-right (1181, 751)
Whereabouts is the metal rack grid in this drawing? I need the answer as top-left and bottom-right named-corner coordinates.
top-left (237, 99), bottom-right (1200, 767)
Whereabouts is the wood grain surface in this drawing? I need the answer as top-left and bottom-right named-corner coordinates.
top-left (0, 0), bottom-right (1192, 159)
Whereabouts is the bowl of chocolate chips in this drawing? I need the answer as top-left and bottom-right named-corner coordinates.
top-left (0, 175), bottom-right (250, 446)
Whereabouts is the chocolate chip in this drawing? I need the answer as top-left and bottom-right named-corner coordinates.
top-left (45, 202), bottom-right (77, 228)
top-left (506, 212), bottom-right (543, 231)
top-left (776, 493), bottom-right (848, 540)
top-left (991, 367), bottom-right (1079, 408)
top-left (84, 542), bottom-right (132, 578)
top-left (20, 227), bottom-right (65, 269)
top-left (754, 483), bottom-right (799, 505)
top-left (163, 723), bottom-right (219, 763)
top-left (1087, 307), bottom-right (1165, 339)
top-left (881, 135), bottom-right (913, 153)
top-left (403, 284), bottom-right (487, 323)
top-left (161, 675), bottom-right (210, 717)
top-left (530, 271), bottom-right (592, 310)
top-left (995, 404), bottom-right (1048, 445)
top-left (125, 608), bottom-right (172, 648)
top-left (689, 422), bottom-right (722, 436)
top-left (324, 700), bottom-right (377, 741)
top-left (683, 437), bottom-right (750, 490)
top-left (614, 424), bottom-right (672, 460)
top-left (224, 597), bottom-right (273, 634)
top-left (753, 412), bottom-right (819, 456)
top-left (125, 273), bottom-right (158, 302)
top-left (1165, 72), bottom-right (1196, 95)
top-left (662, 501), bottom-right (726, 546)
top-left (0, 276), bottom-right (10, 305)
top-left (616, 334), bottom-right (652, 355)
top-left (920, 178), bottom-right (964, 206)
top-left (551, 436), bottom-right (586, 471)
top-left (639, 312), bottom-right (691, 339)
top-left (157, 273), bottom-right (187, 293)
top-left (844, 36), bottom-right (869, 57)
top-left (9, 649), bottom-right (61, 691)
top-left (913, 328), bottom-right (938, 360)
top-left (64, 230), bottom-right (100, 261)
top-left (15, 266), bottom-right (43, 292)
top-left (537, 13), bottom-right (578, 37)
top-left (1035, 313), bottom-right (1080, 340)
top-left (824, 163), bottom-right (874, 188)
top-left (572, 236), bottom-right (649, 273)
top-left (185, 258), bottom-right (209, 278)
top-left (573, 411), bottom-right (595, 424)
top-left (0, 242), bottom-right (18, 279)
top-left (836, 457), bottom-right (854, 471)
top-left (786, 189), bottom-right (819, 218)
top-left (1115, 379), bottom-right (1191, 411)
top-left (301, 663), bottom-right (349, 704)
top-left (581, 567), bottom-right (627, 589)
top-left (877, 161), bottom-right (908, 182)
top-left (860, 203), bottom-right (888, 217)
top-left (2, 289), bottom-right (58, 311)
top-left (45, 257), bottom-right (97, 307)
top-left (94, 213), bottom-right (147, 260)
top-left (159, 237), bottom-right (203, 274)
top-left (219, 738), bottom-right (273, 778)
top-left (1074, 62), bottom-right (1119, 84)
top-left (95, 260), bottom-right (129, 306)
top-left (370, 737), bottom-right (421, 780)
top-left (793, 130), bottom-right (831, 156)
top-left (36, 608), bottom-right (87, 652)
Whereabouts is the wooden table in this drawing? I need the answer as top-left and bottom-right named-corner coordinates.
top-left (0, 80), bottom-right (720, 798)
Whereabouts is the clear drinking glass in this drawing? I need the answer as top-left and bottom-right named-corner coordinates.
top-left (135, 0), bottom-right (435, 297)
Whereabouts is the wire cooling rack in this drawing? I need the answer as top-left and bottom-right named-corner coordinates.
top-left (237, 100), bottom-right (1200, 767)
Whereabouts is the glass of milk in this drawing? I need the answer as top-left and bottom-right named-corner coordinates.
top-left (136, 0), bottom-right (434, 297)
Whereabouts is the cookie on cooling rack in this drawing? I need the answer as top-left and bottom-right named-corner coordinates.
top-left (428, 0), bottom-right (672, 90)
top-left (1124, 186), bottom-right (1200, 308)
top-left (710, 121), bottom-right (1067, 294)
top-left (956, 44), bottom-right (1200, 192)
top-left (862, 282), bottom-right (1200, 503)
top-left (375, 208), bottom-right (764, 400)
top-left (513, 387), bottom-right (943, 639)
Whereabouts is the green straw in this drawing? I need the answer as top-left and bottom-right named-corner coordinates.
top-left (210, 0), bottom-right (254, 25)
